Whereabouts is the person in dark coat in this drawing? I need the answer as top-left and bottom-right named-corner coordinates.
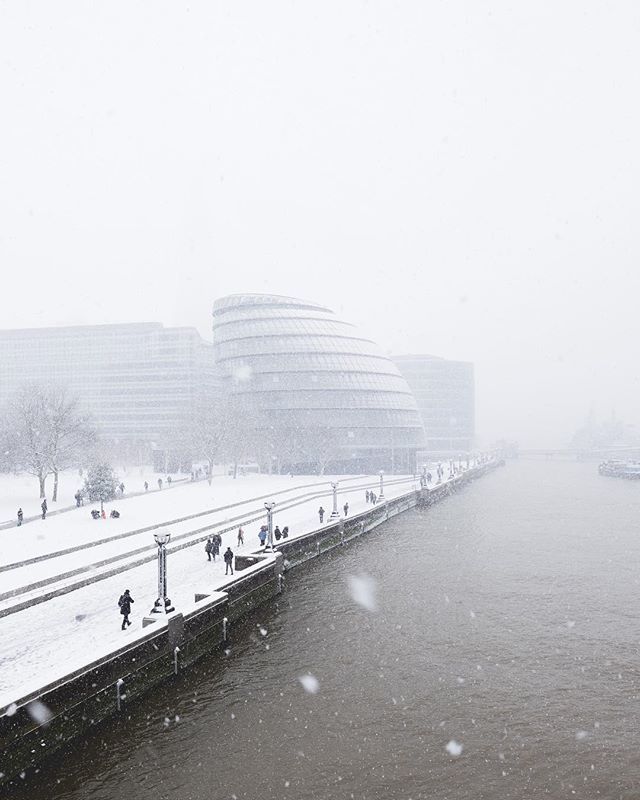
top-left (157, 478), bottom-right (163, 490)
top-left (205, 536), bottom-right (215, 561)
top-left (17, 508), bottom-right (23, 526)
top-left (110, 509), bottom-right (120, 518)
top-left (237, 527), bottom-right (244, 546)
top-left (118, 589), bottom-right (134, 629)
top-left (167, 475), bottom-right (172, 485)
top-left (119, 482), bottom-right (125, 495)
top-left (281, 526), bottom-right (289, 538)
top-left (370, 492), bottom-right (376, 505)
top-left (365, 490), bottom-right (370, 503)
top-left (41, 499), bottom-right (47, 520)
top-left (318, 506), bottom-right (325, 523)
top-left (223, 547), bottom-right (234, 575)
top-left (274, 525), bottom-right (282, 541)
top-left (75, 491), bottom-right (82, 507)
top-left (343, 502), bottom-right (349, 517)
top-left (212, 534), bottom-right (221, 559)
top-left (144, 481), bottom-right (149, 492)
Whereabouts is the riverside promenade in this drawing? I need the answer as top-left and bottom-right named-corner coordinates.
top-left (0, 458), bottom-right (499, 786)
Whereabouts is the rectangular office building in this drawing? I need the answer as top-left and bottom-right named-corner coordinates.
top-left (0, 322), bottom-right (218, 451)
top-left (393, 354), bottom-right (475, 457)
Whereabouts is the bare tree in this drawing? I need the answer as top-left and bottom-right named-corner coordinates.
top-left (46, 389), bottom-right (97, 501)
top-left (4, 385), bottom-right (97, 501)
top-left (5, 387), bottom-right (51, 498)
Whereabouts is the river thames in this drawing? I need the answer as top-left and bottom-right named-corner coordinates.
top-left (11, 460), bottom-right (640, 800)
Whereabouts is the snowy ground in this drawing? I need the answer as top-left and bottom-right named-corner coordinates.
top-left (0, 460), bottom-right (477, 707)
top-left (0, 467), bottom-right (192, 526)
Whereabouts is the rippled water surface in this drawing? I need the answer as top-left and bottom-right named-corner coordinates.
top-left (9, 461), bottom-right (640, 799)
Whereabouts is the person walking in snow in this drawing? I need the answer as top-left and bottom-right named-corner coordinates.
top-left (17, 508), bottom-right (23, 526)
top-left (281, 526), bottom-right (289, 538)
top-left (365, 490), bottom-right (370, 503)
top-left (119, 482), bottom-right (125, 495)
top-left (343, 501), bottom-right (349, 517)
top-left (118, 589), bottom-right (134, 629)
top-left (212, 533), bottom-right (221, 560)
top-left (167, 475), bottom-right (172, 486)
top-left (74, 491), bottom-right (82, 507)
top-left (318, 506), bottom-right (325, 523)
top-left (205, 536), bottom-right (215, 561)
top-left (41, 498), bottom-right (47, 520)
top-left (223, 547), bottom-right (234, 575)
top-left (258, 526), bottom-right (267, 547)
top-left (157, 477), bottom-right (163, 490)
top-left (370, 492), bottom-right (376, 505)
top-left (144, 481), bottom-right (149, 492)
top-left (274, 525), bottom-right (282, 541)
top-left (237, 527), bottom-right (244, 546)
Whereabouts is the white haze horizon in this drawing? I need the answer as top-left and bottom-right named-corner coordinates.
top-left (1, 1), bottom-right (639, 449)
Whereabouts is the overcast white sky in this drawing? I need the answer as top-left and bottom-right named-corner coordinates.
top-left (1, 1), bottom-right (639, 448)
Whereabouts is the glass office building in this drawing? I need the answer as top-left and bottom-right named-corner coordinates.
top-left (0, 323), bottom-right (218, 456)
top-left (212, 294), bottom-right (425, 472)
top-left (393, 354), bottom-right (475, 457)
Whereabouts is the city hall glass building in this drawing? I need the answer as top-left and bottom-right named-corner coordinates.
top-left (212, 294), bottom-right (425, 473)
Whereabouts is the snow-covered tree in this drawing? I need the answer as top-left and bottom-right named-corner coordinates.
top-left (84, 463), bottom-right (117, 512)
top-left (3, 385), bottom-right (97, 500)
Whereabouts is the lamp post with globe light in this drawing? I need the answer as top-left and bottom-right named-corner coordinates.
top-left (150, 531), bottom-right (174, 614)
top-left (264, 502), bottom-right (276, 550)
top-left (329, 481), bottom-right (340, 519)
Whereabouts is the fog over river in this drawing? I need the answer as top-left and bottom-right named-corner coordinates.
top-left (13, 461), bottom-right (640, 800)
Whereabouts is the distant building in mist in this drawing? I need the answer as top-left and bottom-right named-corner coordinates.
top-left (0, 323), bottom-right (218, 458)
top-left (212, 294), bottom-right (426, 473)
top-left (393, 354), bottom-right (475, 457)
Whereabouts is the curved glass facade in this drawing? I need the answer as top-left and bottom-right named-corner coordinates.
top-left (212, 294), bottom-right (425, 473)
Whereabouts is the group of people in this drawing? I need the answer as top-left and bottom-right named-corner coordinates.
top-left (257, 524), bottom-right (290, 546)
top-left (204, 534), bottom-right (235, 574)
top-left (91, 508), bottom-right (120, 519)
top-left (364, 490), bottom-right (379, 505)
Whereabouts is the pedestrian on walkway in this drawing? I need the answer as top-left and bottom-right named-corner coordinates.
top-left (343, 502), bottom-right (349, 517)
top-left (213, 533), bottom-right (222, 560)
top-left (167, 475), bottom-right (172, 486)
top-left (74, 491), bottom-right (82, 507)
top-left (318, 506), bottom-right (325, 523)
top-left (119, 482), bottom-right (125, 495)
top-left (144, 481), bottom-right (149, 492)
top-left (371, 492), bottom-right (376, 505)
top-left (274, 525), bottom-right (282, 541)
top-left (237, 527), bottom-right (244, 546)
top-left (41, 499), bottom-right (47, 520)
top-left (365, 490), bottom-right (370, 503)
top-left (205, 536), bottom-right (215, 561)
top-left (258, 526), bottom-right (267, 547)
top-left (224, 547), bottom-right (234, 575)
top-left (118, 589), bottom-right (134, 629)
top-left (157, 478), bottom-right (163, 490)
top-left (281, 526), bottom-right (289, 539)
top-left (17, 508), bottom-right (23, 526)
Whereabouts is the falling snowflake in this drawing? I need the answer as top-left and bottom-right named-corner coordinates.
top-left (445, 740), bottom-right (463, 757)
top-left (27, 701), bottom-right (52, 726)
top-left (575, 730), bottom-right (589, 741)
top-left (298, 674), bottom-right (320, 694)
top-left (347, 574), bottom-right (377, 611)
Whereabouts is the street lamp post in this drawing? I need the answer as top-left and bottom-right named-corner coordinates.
top-left (329, 481), bottom-right (340, 519)
top-left (264, 502), bottom-right (276, 550)
top-left (378, 470), bottom-right (385, 500)
top-left (151, 531), bottom-right (174, 614)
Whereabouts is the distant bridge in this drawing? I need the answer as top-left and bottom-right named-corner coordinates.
top-left (517, 446), bottom-right (640, 461)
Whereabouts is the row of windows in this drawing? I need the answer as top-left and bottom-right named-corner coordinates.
top-left (215, 335), bottom-right (381, 360)
top-left (214, 317), bottom-right (357, 342)
top-left (236, 390), bottom-right (420, 411)
top-left (232, 371), bottom-right (412, 393)
top-left (218, 352), bottom-right (395, 375)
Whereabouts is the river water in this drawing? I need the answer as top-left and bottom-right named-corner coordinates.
top-left (9, 460), bottom-right (640, 800)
